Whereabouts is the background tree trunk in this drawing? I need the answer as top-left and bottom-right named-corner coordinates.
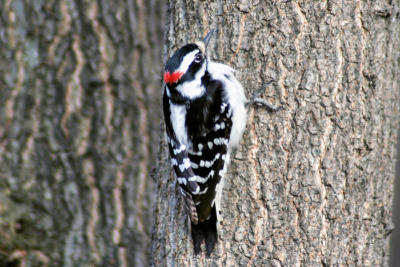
top-left (152, 1), bottom-right (400, 266)
top-left (0, 0), bottom-right (163, 266)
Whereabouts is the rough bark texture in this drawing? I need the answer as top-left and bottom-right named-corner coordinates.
top-left (152, 0), bottom-right (400, 266)
top-left (0, 0), bottom-right (163, 266)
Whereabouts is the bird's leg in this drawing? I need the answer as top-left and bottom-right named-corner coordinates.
top-left (247, 81), bottom-right (282, 111)
top-left (250, 98), bottom-right (281, 111)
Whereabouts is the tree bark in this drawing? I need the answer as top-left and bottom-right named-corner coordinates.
top-left (0, 0), bottom-right (163, 266)
top-left (152, 1), bottom-right (400, 266)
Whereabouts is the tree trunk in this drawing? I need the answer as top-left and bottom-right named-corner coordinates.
top-left (152, 1), bottom-right (400, 266)
top-left (0, 0), bottom-right (163, 266)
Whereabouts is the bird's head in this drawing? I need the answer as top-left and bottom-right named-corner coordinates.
top-left (164, 30), bottom-right (214, 88)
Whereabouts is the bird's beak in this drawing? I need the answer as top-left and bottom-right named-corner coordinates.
top-left (203, 29), bottom-right (214, 48)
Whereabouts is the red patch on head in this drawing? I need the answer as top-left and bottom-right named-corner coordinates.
top-left (164, 71), bottom-right (184, 84)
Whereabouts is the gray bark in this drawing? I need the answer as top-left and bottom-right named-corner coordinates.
top-left (0, 0), bottom-right (163, 266)
top-left (152, 1), bottom-right (400, 266)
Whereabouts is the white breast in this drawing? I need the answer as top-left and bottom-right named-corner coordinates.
top-left (169, 101), bottom-right (189, 146)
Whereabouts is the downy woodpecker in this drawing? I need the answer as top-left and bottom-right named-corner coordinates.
top-left (162, 30), bottom-right (247, 256)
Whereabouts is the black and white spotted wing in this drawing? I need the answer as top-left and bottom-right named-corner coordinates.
top-left (186, 102), bottom-right (232, 222)
top-left (165, 138), bottom-right (201, 224)
top-left (163, 81), bottom-right (233, 223)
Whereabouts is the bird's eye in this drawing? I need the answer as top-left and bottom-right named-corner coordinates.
top-left (194, 53), bottom-right (203, 62)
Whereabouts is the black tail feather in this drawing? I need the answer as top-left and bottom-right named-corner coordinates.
top-left (191, 206), bottom-right (218, 256)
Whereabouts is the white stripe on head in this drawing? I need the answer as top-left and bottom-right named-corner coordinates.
top-left (177, 49), bottom-right (199, 74)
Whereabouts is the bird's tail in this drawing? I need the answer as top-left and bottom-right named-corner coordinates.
top-left (191, 205), bottom-right (218, 256)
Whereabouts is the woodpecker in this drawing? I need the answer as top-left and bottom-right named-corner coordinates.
top-left (162, 30), bottom-right (247, 256)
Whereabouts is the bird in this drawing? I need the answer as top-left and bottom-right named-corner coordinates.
top-left (162, 30), bottom-right (247, 256)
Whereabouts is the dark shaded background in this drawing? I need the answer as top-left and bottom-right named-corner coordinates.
top-left (391, 126), bottom-right (400, 267)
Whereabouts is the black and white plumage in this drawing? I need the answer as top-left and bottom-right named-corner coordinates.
top-left (162, 31), bottom-right (247, 256)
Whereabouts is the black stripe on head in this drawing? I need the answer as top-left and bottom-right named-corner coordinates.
top-left (180, 59), bottom-right (205, 83)
top-left (165, 44), bottom-right (199, 72)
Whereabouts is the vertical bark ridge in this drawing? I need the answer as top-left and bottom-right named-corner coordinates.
top-left (112, 170), bottom-right (126, 267)
top-left (84, 159), bottom-right (101, 265)
top-left (61, 35), bottom-right (85, 136)
top-left (87, 0), bottom-right (115, 146)
top-left (228, 13), bottom-right (247, 65)
top-left (246, 108), bottom-right (267, 267)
